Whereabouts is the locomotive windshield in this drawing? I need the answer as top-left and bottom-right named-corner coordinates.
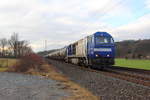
top-left (95, 36), bottom-right (114, 44)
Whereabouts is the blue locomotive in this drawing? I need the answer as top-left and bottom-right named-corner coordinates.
top-left (47, 32), bottom-right (115, 69)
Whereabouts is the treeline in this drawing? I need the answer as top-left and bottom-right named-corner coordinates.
top-left (38, 49), bottom-right (57, 56)
top-left (38, 39), bottom-right (150, 59)
top-left (0, 33), bottom-right (32, 58)
top-left (116, 39), bottom-right (150, 59)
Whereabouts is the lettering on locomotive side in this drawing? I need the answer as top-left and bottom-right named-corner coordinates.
top-left (94, 48), bottom-right (112, 52)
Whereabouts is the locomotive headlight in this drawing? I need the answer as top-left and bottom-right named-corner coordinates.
top-left (95, 54), bottom-right (99, 57)
top-left (107, 54), bottom-right (110, 57)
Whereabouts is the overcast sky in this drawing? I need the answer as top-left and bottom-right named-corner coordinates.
top-left (0, 0), bottom-right (150, 51)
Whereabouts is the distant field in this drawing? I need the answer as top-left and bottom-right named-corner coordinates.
top-left (115, 58), bottom-right (150, 70)
top-left (0, 58), bottom-right (17, 72)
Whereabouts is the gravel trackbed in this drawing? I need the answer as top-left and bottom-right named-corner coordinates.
top-left (0, 72), bottom-right (70, 100)
top-left (49, 60), bottom-right (150, 100)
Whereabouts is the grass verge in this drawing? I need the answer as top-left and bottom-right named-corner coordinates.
top-left (115, 58), bottom-right (150, 70)
top-left (0, 68), bottom-right (8, 72)
top-left (0, 58), bottom-right (17, 72)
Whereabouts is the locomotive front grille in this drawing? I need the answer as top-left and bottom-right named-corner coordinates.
top-left (92, 58), bottom-right (114, 65)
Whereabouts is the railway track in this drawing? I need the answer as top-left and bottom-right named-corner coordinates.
top-left (78, 65), bottom-right (150, 87)
top-left (47, 59), bottom-right (150, 87)
top-left (106, 66), bottom-right (150, 81)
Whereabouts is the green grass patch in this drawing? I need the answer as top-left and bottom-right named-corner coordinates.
top-left (115, 58), bottom-right (150, 70)
top-left (0, 68), bottom-right (8, 72)
top-left (0, 58), bottom-right (17, 72)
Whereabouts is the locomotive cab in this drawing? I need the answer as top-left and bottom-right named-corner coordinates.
top-left (87, 32), bottom-right (115, 66)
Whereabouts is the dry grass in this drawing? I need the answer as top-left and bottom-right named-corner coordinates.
top-left (0, 58), bottom-right (17, 67)
top-left (0, 68), bottom-right (8, 72)
top-left (27, 64), bottom-right (99, 100)
top-left (0, 58), bottom-right (17, 72)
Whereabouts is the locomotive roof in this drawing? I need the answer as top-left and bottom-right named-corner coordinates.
top-left (69, 31), bottom-right (113, 45)
top-left (94, 32), bottom-right (112, 37)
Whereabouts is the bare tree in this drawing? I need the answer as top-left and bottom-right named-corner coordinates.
top-left (0, 38), bottom-right (7, 57)
top-left (18, 40), bottom-right (32, 56)
top-left (9, 33), bottom-right (33, 57)
top-left (9, 33), bottom-right (19, 57)
top-left (22, 46), bottom-right (33, 56)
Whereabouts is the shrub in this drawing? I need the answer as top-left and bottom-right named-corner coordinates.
top-left (9, 53), bottom-right (45, 72)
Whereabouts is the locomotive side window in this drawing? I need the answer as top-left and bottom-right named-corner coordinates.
top-left (110, 38), bottom-right (114, 43)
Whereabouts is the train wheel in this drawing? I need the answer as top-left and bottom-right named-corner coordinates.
top-left (90, 65), bottom-right (104, 70)
top-left (90, 65), bottom-right (96, 69)
top-left (98, 65), bottom-right (104, 70)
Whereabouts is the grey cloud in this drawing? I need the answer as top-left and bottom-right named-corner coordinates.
top-left (0, 0), bottom-right (149, 52)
